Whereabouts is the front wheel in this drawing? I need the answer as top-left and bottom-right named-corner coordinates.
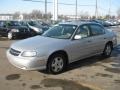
top-left (102, 43), bottom-right (112, 57)
top-left (47, 53), bottom-right (66, 74)
top-left (8, 32), bottom-right (13, 40)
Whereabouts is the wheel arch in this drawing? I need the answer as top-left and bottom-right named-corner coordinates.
top-left (47, 50), bottom-right (69, 65)
top-left (106, 41), bottom-right (113, 49)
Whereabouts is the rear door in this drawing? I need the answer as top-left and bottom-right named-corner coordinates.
top-left (89, 24), bottom-right (107, 54)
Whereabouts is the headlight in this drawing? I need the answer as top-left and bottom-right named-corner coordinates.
top-left (29, 26), bottom-right (42, 33)
top-left (21, 51), bottom-right (37, 57)
top-left (34, 28), bottom-right (42, 33)
top-left (11, 29), bottom-right (19, 32)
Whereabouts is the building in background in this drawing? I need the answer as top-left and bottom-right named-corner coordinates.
top-left (0, 14), bottom-right (13, 20)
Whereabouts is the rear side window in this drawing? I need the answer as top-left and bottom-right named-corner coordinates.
top-left (90, 24), bottom-right (105, 36)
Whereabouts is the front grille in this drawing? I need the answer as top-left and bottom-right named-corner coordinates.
top-left (9, 48), bottom-right (21, 56)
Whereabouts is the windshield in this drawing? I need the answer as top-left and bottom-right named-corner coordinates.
top-left (43, 24), bottom-right (77, 39)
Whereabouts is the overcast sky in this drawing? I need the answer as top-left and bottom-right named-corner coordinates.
top-left (0, 0), bottom-right (119, 16)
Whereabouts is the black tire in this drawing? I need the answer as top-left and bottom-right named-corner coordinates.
top-left (47, 53), bottom-right (67, 74)
top-left (102, 43), bottom-right (112, 57)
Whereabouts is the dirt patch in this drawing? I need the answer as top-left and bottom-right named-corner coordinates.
top-left (114, 80), bottom-right (120, 84)
top-left (22, 83), bottom-right (26, 87)
top-left (99, 64), bottom-right (109, 68)
top-left (41, 78), bottom-right (96, 90)
top-left (0, 47), bottom-right (9, 50)
top-left (19, 79), bottom-right (23, 82)
top-left (100, 58), bottom-right (113, 63)
top-left (6, 74), bottom-right (20, 80)
top-left (95, 73), bottom-right (113, 78)
top-left (5, 83), bottom-right (9, 85)
top-left (30, 85), bottom-right (41, 89)
top-left (90, 63), bottom-right (101, 66)
top-left (105, 68), bottom-right (120, 74)
top-left (111, 63), bottom-right (120, 68)
top-left (0, 37), bottom-right (8, 41)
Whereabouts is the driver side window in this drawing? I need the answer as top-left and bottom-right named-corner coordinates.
top-left (76, 25), bottom-right (90, 39)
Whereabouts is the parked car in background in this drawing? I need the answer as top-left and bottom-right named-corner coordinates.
top-left (7, 21), bottom-right (117, 74)
top-left (105, 19), bottom-right (120, 26)
top-left (90, 19), bottom-right (111, 27)
top-left (0, 20), bottom-right (31, 39)
top-left (21, 20), bottom-right (50, 36)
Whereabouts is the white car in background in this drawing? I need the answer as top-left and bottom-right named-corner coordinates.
top-left (7, 21), bottom-right (117, 74)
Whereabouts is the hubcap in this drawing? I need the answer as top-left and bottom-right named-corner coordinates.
top-left (51, 57), bottom-right (64, 72)
top-left (105, 45), bottom-right (111, 55)
top-left (8, 33), bottom-right (12, 39)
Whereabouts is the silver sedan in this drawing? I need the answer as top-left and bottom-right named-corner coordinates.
top-left (7, 21), bottom-right (117, 74)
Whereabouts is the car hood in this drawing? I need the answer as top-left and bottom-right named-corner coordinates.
top-left (11, 36), bottom-right (69, 51)
top-left (9, 26), bottom-right (28, 29)
top-left (29, 25), bottom-right (48, 30)
top-left (29, 25), bottom-right (42, 29)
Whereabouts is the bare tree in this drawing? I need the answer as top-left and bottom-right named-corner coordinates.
top-left (46, 12), bottom-right (52, 20)
top-left (79, 11), bottom-right (89, 19)
top-left (91, 16), bottom-right (96, 19)
top-left (117, 8), bottom-right (120, 18)
top-left (22, 13), bottom-right (30, 20)
top-left (30, 10), bottom-right (43, 20)
top-left (105, 14), bottom-right (110, 19)
top-left (13, 12), bottom-right (20, 20)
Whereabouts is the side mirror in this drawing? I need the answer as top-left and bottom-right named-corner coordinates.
top-left (74, 35), bottom-right (82, 40)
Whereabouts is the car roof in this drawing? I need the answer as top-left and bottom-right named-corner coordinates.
top-left (59, 20), bottom-right (98, 26)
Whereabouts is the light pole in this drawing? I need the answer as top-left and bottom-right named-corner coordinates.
top-left (109, 0), bottom-right (111, 19)
top-left (53, 0), bottom-right (58, 21)
top-left (95, 0), bottom-right (98, 18)
top-left (76, 0), bottom-right (78, 20)
top-left (45, 0), bottom-right (47, 15)
top-left (45, 0), bottom-right (47, 20)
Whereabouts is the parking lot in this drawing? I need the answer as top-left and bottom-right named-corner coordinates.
top-left (0, 27), bottom-right (120, 90)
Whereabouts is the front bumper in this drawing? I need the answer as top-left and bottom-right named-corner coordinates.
top-left (6, 50), bottom-right (47, 70)
top-left (12, 32), bottom-right (31, 39)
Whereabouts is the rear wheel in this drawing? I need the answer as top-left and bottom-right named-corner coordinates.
top-left (102, 43), bottom-right (112, 57)
top-left (47, 53), bottom-right (66, 74)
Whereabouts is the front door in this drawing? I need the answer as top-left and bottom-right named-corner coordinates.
top-left (67, 24), bottom-right (94, 62)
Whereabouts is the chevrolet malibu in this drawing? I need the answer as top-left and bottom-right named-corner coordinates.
top-left (7, 21), bottom-right (117, 74)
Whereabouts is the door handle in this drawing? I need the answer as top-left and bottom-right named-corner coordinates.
top-left (104, 38), bottom-right (107, 39)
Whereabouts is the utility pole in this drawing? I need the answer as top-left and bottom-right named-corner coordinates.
top-left (76, 0), bottom-right (78, 20)
top-left (109, 0), bottom-right (111, 19)
top-left (45, 0), bottom-right (47, 20)
top-left (95, 0), bottom-right (98, 19)
top-left (53, 0), bottom-right (58, 21)
top-left (45, 0), bottom-right (47, 15)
